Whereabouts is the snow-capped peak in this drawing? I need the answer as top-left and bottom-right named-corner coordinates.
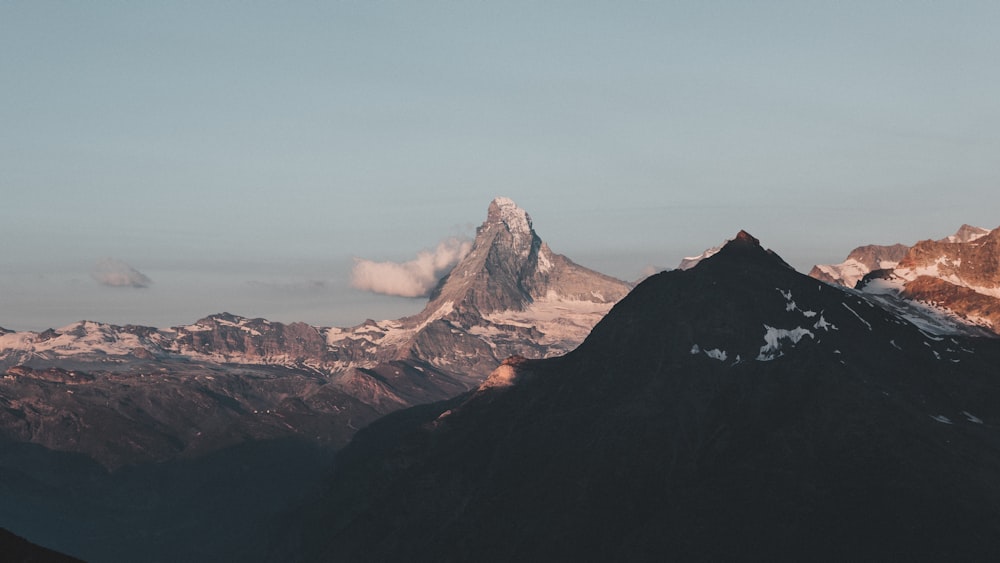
top-left (488, 197), bottom-right (533, 236)
top-left (942, 224), bottom-right (990, 244)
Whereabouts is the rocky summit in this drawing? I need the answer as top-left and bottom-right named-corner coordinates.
top-left (281, 231), bottom-right (1000, 562)
top-left (425, 197), bottom-right (629, 317)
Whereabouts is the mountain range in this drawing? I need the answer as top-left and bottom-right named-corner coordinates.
top-left (0, 198), bottom-right (631, 561)
top-left (810, 224), bottom-right (1000, 336)
top-left (4, 204), bottom-right (1000, 561)
top-left (275, 231), bottom-right (1000, 561)
top-left (0, 197), bottom-right (630, 470)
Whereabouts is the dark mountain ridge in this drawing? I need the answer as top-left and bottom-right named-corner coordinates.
top-left (284, 231), bottom-right (1000, 562)
top-left (0, 527), bottom-right (84, 563)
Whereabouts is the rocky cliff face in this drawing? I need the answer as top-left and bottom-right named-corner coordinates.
top-left (870, 226), bottom-right (1000, 333)
top-left (811, 224), bottom-right (1000, 336)
top-left (894, 225), bottom-right (1000, 291)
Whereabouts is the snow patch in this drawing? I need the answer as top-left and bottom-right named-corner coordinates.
top-left (677, 244), bottom-right (724, 270)
top-left (815, 258), bottom-right (873, 288)
top-left (704, 348), bottom-right (727, 361)
top-left (777, 288), bottom-right (818, 318)
top-left (962, 411), bottom-right (983, 424)
top-left (860, 276), bottom-right (905, 295)
top-left (691, 344), bottom-right (727, 361)
top-left (537, 247), bottom-right (552, 272)
top-left (757, 325), bottom-right (815, 361)
top-left (813, 314), bottom-right (837, 331)
top-left (483, 294), bottom-right (614, 349)
top-left (841, 303), bottom-right (872, 331)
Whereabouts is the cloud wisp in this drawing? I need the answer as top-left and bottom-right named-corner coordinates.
top-left (351, 237), bottom-right (472, 298)
top-left (91, 258), bottom-right (153, 288)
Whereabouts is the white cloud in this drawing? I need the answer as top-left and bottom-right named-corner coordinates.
top-left (91, 258), bottom-right (152, 288)
top-left (351, 237), bottom-right (472, 298)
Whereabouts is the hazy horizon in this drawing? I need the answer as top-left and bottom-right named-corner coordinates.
top-left (4, 2), bottom-right (1000, 331)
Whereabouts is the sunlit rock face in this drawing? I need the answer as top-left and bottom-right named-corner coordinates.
top-left (811, 224), bottom-right (1000, 336)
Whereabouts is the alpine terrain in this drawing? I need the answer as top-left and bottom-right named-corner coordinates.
top-left (0, 197), bottom-right (630, 562)
top-left (276, 231), bottom-right (1000, 561)
top-left (811, 224), bottom-right (1000, 336)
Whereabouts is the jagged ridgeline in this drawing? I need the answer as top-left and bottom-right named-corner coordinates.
top-left (811, 224), bottom-right (1000, 336)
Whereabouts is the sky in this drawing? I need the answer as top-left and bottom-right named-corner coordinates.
top-left (2, 2), bottom-right (1000, 332)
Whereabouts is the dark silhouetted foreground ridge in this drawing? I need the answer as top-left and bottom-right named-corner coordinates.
top-left (276, 231), bottom-right (1000, 562)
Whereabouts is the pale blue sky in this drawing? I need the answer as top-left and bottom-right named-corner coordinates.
top-left (2, 2), bottom-right (999, 331)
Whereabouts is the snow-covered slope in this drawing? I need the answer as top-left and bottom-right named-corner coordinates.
top-left (811, 224), bottom-right (1000, 336)
top-left (892, 226), bottom-right (1000, 297)
top-left (677, 242), bottom-right (725, 271)
top-left (808, 243), bottom-right (910, 288)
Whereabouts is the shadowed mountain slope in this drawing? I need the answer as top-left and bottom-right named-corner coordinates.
top-left (283, 231), bottom-right (1000, 562)
top-left (0, 527), bottom-right (84, 562)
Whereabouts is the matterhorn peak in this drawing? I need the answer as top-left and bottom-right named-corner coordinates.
top-left (480, 197), bottom-right (537, 262)
top-left (421, 198), bottom-right (631, 317)
top-left (486, 197), bottom-right (533, 236)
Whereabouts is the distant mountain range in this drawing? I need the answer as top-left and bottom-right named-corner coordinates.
top-left (0, 198), bottom-right (630, 470)
top-left (275, 231), bottom-right (1000, 561)
top-left (809, 224), bottom-right (1000, 336)
top-left (5, 206), bottom-right (1000, 561)
top-left (0, 198), bottom-right (631, 561)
